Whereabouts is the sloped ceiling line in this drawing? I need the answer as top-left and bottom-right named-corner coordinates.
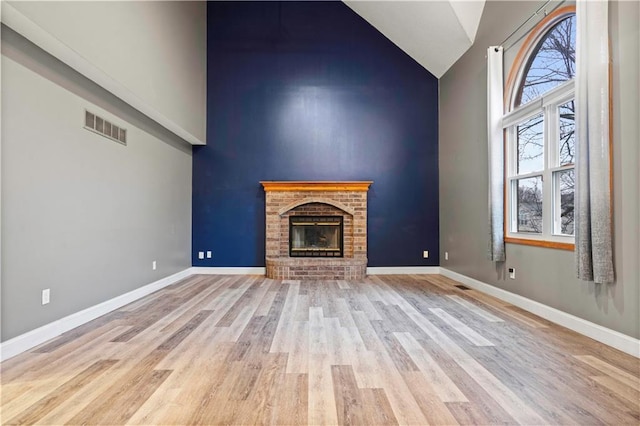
top-left (343, 0), bottom-right (486, 78)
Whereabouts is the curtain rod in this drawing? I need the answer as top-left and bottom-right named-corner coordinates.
top-left (498, 0), bottom-right (563, 50)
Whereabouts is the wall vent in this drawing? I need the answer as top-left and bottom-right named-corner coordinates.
top-left (84, 110), bottom-right (127, 145)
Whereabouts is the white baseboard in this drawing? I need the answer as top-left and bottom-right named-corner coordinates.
top-left (190, 267), bottom-right (266, 275)
top-left (367, 266), bottom-right (441, 275)
top-left (440, 268), bottom-right (640, 358)
top-left (0, 268), bottom-right (192, 362)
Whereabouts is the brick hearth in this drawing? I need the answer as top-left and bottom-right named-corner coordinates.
top-left (261, 181), bottom-right (372, 280)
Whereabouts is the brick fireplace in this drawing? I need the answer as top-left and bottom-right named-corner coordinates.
top-left (261, 181), bottom-right (372, 280)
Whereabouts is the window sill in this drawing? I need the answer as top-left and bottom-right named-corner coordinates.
top-left (505, 236), bottom-right (575, 251)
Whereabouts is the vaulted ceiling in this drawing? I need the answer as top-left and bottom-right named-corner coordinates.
top-left (343, 1), bottom-right (486, 78)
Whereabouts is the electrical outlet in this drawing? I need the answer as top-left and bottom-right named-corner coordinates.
top-left (152, 261), bottom-right (157, 270)
top-left (198, 251), bottom-right (204, 259)
top-left (423, 250), bottom-right (429, 259)
top-left (206, 251), bottom-right (212, 259)
top-left (42, 289), bottom-right (50, 305)
top-left (445, 251), bottom-right (449, 261)
top-left (509, 268), bottom-right (516, 279)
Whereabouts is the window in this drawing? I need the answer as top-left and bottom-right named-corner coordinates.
top-left (503, 8), bottom-right (576, 249)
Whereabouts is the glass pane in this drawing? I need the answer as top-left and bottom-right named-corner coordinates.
top-left (517, 14), bottom-right (576, 106)
top-left (517, 114), bottom-right (544, 174)
top-left (291, 226), bottom-right (340, 250)
top-left (555, 169), bottom-right (575, 235)
top-left (289, 216), bottom-right (343, 257)
top-left (517, 176), bottom-right (543, 233)
top-left (559, 100), bottom-right (575, 166)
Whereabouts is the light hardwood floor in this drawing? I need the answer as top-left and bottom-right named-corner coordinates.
top-left (1, 274), bottom-right (639, 425)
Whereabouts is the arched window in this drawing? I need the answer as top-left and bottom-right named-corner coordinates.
top-left (517, 15), bottom-right (576, 105)
top-left (503, 7), bottom-right (576, 249)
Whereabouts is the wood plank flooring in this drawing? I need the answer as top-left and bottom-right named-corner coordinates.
top-left (1, 274), bottom-right (639, 425)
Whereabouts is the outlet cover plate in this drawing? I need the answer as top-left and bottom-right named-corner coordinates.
top-left (42, 289), bottom-right (50, 305)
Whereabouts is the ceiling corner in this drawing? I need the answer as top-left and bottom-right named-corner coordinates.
top-left (343, 0), bottom-right (487, 78)
top-left (449, 0), bottom-right (486, 44)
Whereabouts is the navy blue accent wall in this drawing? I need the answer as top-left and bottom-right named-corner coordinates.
top-left (194, 1), bottom-right (439, 267)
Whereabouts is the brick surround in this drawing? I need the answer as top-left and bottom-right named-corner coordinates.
top-left (261, 181), bottom-right (372, 280)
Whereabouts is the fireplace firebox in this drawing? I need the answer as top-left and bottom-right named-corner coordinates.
top-left (289, 216), bottom-right (343, 257)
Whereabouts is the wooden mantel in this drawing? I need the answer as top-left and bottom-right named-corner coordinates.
top-left (260, 181), bottom-right (373, 192)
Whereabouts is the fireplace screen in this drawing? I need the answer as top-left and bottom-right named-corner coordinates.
top-left (289, 216), bottom-right (343, 257)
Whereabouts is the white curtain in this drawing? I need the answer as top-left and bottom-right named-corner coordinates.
top-left (487, 46), bottom-right (505, 262)
top-left (575, 0), bottom-right (614, 284)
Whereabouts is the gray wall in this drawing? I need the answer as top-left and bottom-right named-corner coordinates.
top-left (439, 0), bottom-right (639, 339)
top-left (1, 27), bottom-right (193, 341)
top-left (7, 1), bottom-right (207, 143)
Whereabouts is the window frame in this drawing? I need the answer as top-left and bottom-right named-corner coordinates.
top-left (503, 6), bottom-right (577, 251)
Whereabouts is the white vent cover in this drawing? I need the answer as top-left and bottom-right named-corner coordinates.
top-left (84, 110), bottom-right (127, 145)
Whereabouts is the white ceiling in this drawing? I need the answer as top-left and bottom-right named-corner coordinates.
top-left (343, 1), bottom-right (486, 78)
